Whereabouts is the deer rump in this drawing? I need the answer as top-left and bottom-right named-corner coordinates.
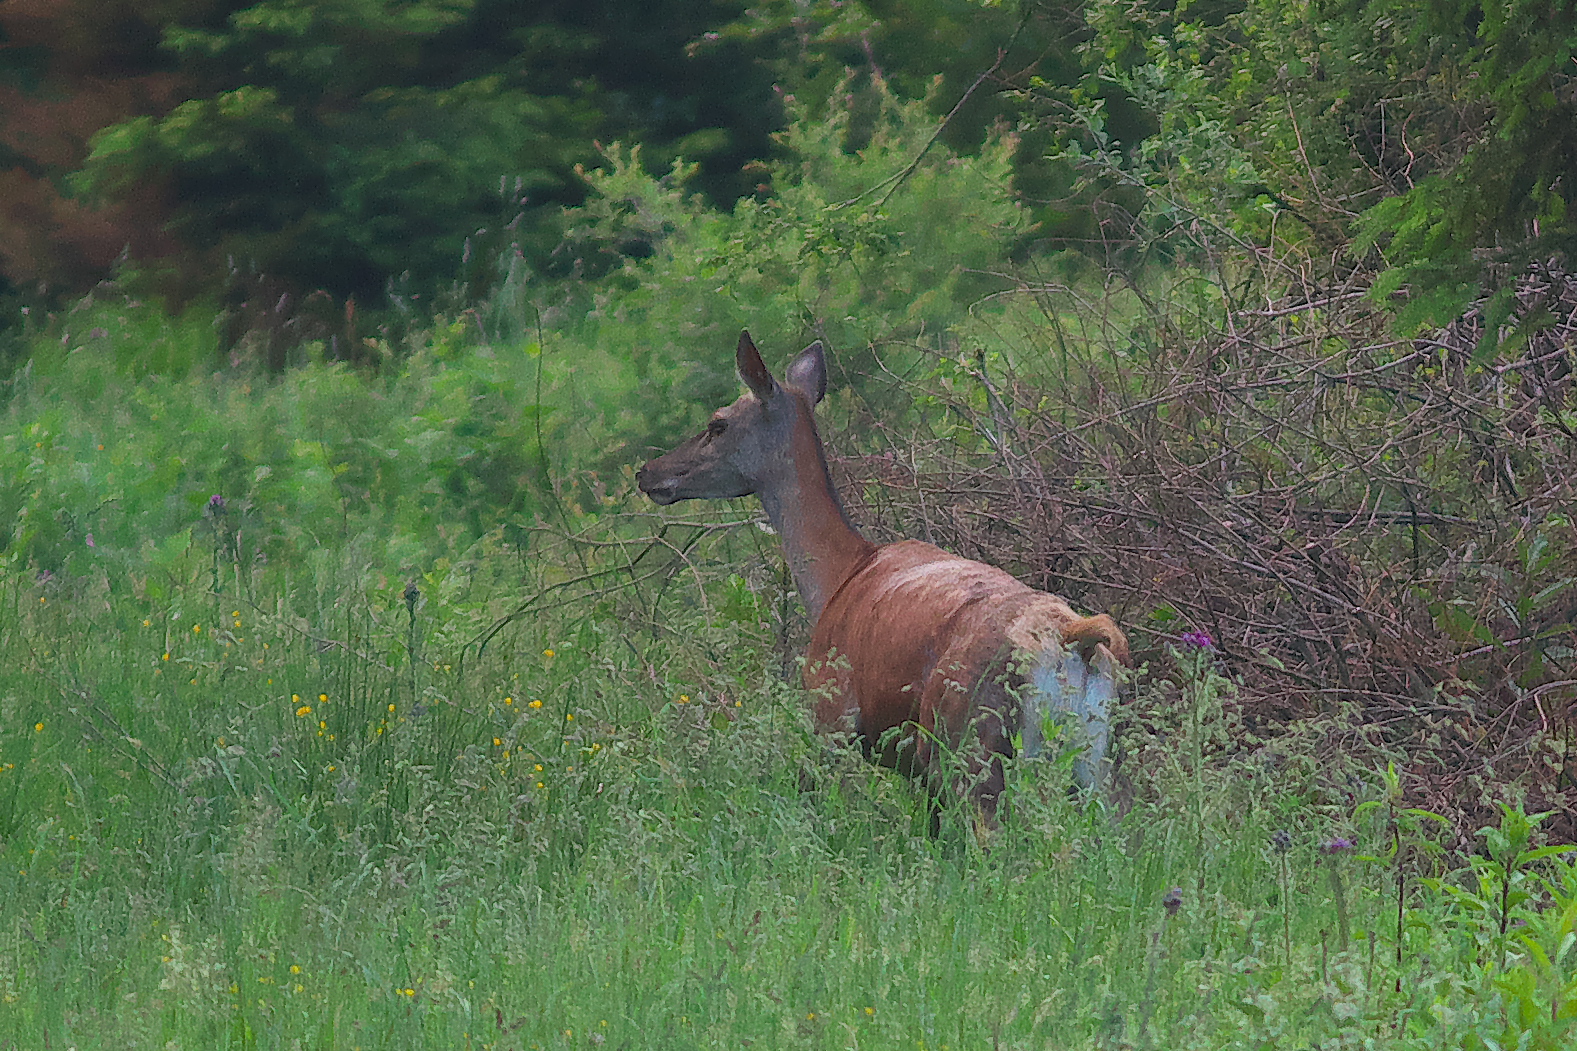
top-left (806, 539), bottom-right (1125, 810)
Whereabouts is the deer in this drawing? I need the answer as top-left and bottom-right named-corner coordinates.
top-left (636, 331), bottom-right (1128, 828)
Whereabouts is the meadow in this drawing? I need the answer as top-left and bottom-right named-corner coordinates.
top-left (2, 88), bottom-right (1574, 1051)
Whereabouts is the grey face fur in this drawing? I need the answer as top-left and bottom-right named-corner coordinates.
top-left (635, 331), bottom-right (825, 505)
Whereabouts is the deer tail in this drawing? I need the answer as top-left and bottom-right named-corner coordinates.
top-left (1060, 614), bottom-right (1130, 666)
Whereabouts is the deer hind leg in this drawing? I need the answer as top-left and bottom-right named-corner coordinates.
top-left (917, 658), bottom-right (1015, 831)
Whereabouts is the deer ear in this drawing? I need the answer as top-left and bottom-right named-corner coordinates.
top-left (736, 330), bottom-right (776, 400)
top-left (784, 341), bottom-right (827, 405)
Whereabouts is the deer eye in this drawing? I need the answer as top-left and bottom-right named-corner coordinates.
top-left (706, 418), bottom-right (728, 438)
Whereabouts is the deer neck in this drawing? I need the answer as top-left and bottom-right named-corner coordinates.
top-left (756, 415), bottom-right (875, 622)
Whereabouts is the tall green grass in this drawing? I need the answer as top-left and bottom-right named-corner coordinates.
top-left (2, 526), bottom-right (1573, 1049)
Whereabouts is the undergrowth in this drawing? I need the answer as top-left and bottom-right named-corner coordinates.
top-left (0, 536), bottom-right (1572, 1049)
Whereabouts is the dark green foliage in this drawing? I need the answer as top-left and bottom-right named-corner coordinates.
top-left (56, 0), bottom-right (783, 300)
top-left (1052, 0), bottom-right (1577, 328)
top-left (1346, 0), bottom-right (1577, 327)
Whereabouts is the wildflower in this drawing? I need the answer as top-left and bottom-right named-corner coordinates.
top-left (34, 722), bottom-right (43, 733)
top-left (678, 694), bottom-right (690, 704)
top-left (193, 625), bottom-right (201, 634)
top-left (206, 494), bottom-right (226, 516)
top-left (504, 697), bottom-right (513, 706)
top-left (1162, 886), bottom-right (1184, 916)
top-left (296, 706), bottom-right (312, 717)
top-left (142, 619), bottom-right (151, 627)
top-left (493, 738), bottom-right (503, 747)
top-left (1271, 829), bottom-right (1292, 853)
top-left (565, 713), bottom-right (574, 722)
top-left (543, 648), bottom-right (555, 659)
top-left (1178, 630), bottom-right (1214, 651)
top-left (534, 764), bottom-right (543, 772)
top-left (318, 694), bottom-right (328, 703)
top-left (388, 704), bottom-right (396, 713)
top-left (864, 1007), bottom-right (874, 1016)
top-left (290, 965), bottom-right (301, 974)
top-left (1321, 836), bottom-right (1356, 855)
top-left (528, 699), bottom-right (543, 709)
top-left (85, 533), bottom-right (95, 549)
top-left (162, 653), bottom-right (170, 661)
top-left (536, 781), bottom-right (545, 789)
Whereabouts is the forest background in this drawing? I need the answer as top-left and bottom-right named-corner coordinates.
top-left (1, 1), bottom-right (1576, 1046)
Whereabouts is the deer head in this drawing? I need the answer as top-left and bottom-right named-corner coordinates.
top-left (636, 330), bottom-right (826, 505)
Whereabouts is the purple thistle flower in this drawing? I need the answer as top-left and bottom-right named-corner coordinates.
top-left (1162, 886), bottom-right (1184, 916)
top-left (206, 494), bottom-right (227, 515)
top-left (1321, 836), bottom-right (1356, 855)
top-left (85, 533), bottom-right (95, 549)
top-left (1179, 630), bottom-right (1214, 651)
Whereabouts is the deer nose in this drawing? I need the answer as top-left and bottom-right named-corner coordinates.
top-left (636, 462), bottom-right (672, 495)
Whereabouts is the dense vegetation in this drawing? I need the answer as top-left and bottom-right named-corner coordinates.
top-left (1, 1), bottom-right (1575, 1047)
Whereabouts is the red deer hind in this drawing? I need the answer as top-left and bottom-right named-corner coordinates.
top-left (637, 332), bottom-right (1128, 826)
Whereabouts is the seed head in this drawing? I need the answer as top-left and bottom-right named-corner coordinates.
top-left (1162, 886), bottom-right (1184, 916)
top-left (1271, 829), bottom-right (1293, 853)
